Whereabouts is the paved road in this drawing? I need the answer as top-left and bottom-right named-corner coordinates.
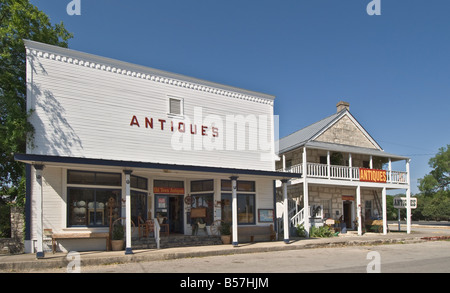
top-left (46, 238), bottom-right (450, 274)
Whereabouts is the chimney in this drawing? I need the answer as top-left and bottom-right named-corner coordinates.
top-left (336, 101), bottom-right (350, 112)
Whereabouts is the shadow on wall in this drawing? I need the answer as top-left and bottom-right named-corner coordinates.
top-left (27, 52), bottom-right (83, 156)
top-left (30, 83), bottom-right (83, 156)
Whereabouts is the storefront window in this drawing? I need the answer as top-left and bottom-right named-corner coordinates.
top-left (221, 180), bottom-right (256, 225)
top-left (68, 188), bottom-right (121, 227)
top-left (68, 170), bottom-right (121, 186)
top-left (221, 193), bottom-right (255, 224)
top-left (67, 170), bottom-right (122, 227)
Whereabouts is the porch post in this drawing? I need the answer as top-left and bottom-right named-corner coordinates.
top-left (302, 147), bottom-right (310, 237)
top-left (356, 185), bottom-right (362, 236)
top-left (382, 187), bottom-right (387, 235)
top-left (34, 165), bottom-right (45, 259)
top-left (349, 153), bottom-right (353, 181)
top-left (230, 176), bottom-right (239, 246)
top-left (327, 151), bottom-right (330, 179)
top-left (281, 179), bottom-right (289, 244)
top-left (406, 159), bottom-right (411, 234)
top-left (124, 170), bottom-right (133, 254)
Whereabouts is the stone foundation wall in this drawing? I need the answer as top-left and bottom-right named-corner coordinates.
top-left (0, 206), bottom-right (24, 255)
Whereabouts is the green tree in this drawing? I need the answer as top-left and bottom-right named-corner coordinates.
top-left (418, 145), bottom-right (450, 196)
top-left (0, 0), bottom-right (72, 206)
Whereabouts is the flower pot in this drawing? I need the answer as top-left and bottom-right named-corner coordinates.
top-left (221, 235), bottom-right (231, 244)
top-left (111, 239), bottom-right (124, 251)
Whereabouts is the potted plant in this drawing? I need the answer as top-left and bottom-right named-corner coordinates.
top-left (220, 222), bottom-right (232, 244)
top-left (111, 221), bottom-right (124, 251)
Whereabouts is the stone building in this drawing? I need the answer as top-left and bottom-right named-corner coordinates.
top-left (276, 101), bottom-right (412, 238)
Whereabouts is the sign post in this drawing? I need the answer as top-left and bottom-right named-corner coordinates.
top-left (393, 197), bottom-right (417, 231)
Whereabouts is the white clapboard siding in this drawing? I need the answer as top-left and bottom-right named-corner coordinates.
top-left (26, 41), bottom-right (276, 171)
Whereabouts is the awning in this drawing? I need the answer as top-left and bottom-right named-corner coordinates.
top-left (14, 153), bottom-right (301, 180)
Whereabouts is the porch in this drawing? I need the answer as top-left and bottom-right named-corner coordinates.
top-left (280, 162), bottom-right (408, 184)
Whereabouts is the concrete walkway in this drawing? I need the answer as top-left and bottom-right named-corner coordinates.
top-left (1, 224), bottom-right (450, 272)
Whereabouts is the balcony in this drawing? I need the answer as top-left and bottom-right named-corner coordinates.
top-left (279, 162), bottom-right (408, 184)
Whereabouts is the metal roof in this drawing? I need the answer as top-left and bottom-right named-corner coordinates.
top-left (277, 109), bottom-right (409, 161)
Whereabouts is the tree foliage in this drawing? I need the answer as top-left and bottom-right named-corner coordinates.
top-left (418, 145), bottom-right (450, 196)
top-left (0, 0), bottom-right (72, 206)
top-left (416, 145), bottom-right (450, 220)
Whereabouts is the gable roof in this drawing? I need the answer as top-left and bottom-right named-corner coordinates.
top-left (277, 108), bottom-right (386, 155)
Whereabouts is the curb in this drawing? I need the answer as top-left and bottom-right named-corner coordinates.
top-left (0, 235), bottom-right (434, 272)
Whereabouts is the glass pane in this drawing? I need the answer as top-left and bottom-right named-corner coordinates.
top-left (131, 176), bottom-right (148, 190)
top-left (131, 191), bottom-right (147, 224)
top-left (221, 193), bottom-right (232, 223)
top-left (94, 190), bottom-right (120, 227)
top-left (96, 172), bottom-right (121, 186)
top-left (238, 181), bottom-right (255, 192)
top-left (237, 194), bottom-right (255, 224)
top-left (68, 189), bottom-right (94, 226)
top-left (191, 193), bottom-right (213, 225)
top-left (191, 180), bottom-right (213, 192)
top-left (68, 171), bottom-right (95, 185)
top-left (221, 180), bottom-right (231, 191)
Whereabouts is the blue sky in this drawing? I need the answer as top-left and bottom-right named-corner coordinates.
top-left (29, 0), bottom-right (450, 194)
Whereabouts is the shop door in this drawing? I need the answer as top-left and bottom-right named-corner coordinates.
top-left (343, 201), bottom-right (353, 229)
top-left (154, 194), bottom-right (184, 234)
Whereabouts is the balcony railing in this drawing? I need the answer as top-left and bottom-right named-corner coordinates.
top-left (280, 163), bottom-right (408, 184)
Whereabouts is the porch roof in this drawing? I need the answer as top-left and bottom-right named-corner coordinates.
top-left (303, 141), bottom-right (409, 161)
top-left (14, 153), bottom-right (301, 179)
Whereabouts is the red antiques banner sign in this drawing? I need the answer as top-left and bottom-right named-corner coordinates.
top-left (359, 168), bottom-right (387, 183)
top-left (153, 187), bottom-right (185, 194)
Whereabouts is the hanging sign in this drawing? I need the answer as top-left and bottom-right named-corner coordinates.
top-left (359, 168), bottom-right (387, 183)
top-left (153, 187), bottom-right (185, 194)
top-left (393, 197), bottom-right (417, 209)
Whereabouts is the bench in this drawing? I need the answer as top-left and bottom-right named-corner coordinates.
top-left (237, 225), bottom-right (276, 243)
top-left (51, 232), bottom-right (110, 253)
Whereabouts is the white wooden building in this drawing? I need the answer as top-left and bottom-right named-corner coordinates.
top-left (276, 101), bottom-right (412, 239)
top-left (16, 40), bottom-right (298, 257)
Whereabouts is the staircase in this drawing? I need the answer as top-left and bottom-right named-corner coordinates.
top-left (132, 235), bottom-right (223, 250)
top-left (278, 199), bottom-right (305, 234)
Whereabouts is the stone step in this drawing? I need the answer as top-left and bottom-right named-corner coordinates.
top-left (132, 235), bottom-right (223, 250)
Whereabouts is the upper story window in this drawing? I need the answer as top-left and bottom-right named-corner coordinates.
top-left (168, 96), bottom-right (184, 117)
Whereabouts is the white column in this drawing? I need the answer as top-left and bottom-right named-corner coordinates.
top-left (382, 187), bottom-right (387, 235)
top-left (370, 156), bottom-right (373, 169)
top-left (302, 147), bottom-right (310, 237)
top-left (349, 153), bottom-right (353, 181)
top-left (34, 165), bottom-right (45, 259)
top-left (124, 170), bottom-right (133, 254)
top-left (388, 158), bottom-right (392, 183)
top-left (282, 179), bottom-right (289, 244)
top-left (231, 176), bottom-right (239, 246)
top-left (282, 155), bottom-right (286, 171)
top-left (406, 159), bottom-right (411, 234)
top-left (356, 185), bottom-right (362, 236)
top-left (327, 151), bottom-right (331, 179)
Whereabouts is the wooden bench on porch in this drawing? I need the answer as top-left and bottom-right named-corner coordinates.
top-left (50, 231), bottom-right (110, 253)
top-left (237, 225), bottom-right (276, 243)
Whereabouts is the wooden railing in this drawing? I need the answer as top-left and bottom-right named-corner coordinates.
top-left (280, 163), bottom-right (407, 184)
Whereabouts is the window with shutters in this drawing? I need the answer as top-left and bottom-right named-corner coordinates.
top-left (168, 96), bottom-right (183, 117)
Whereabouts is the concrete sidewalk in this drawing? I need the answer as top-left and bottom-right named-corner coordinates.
top-left (1, 226), bottom-right (450, 273)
